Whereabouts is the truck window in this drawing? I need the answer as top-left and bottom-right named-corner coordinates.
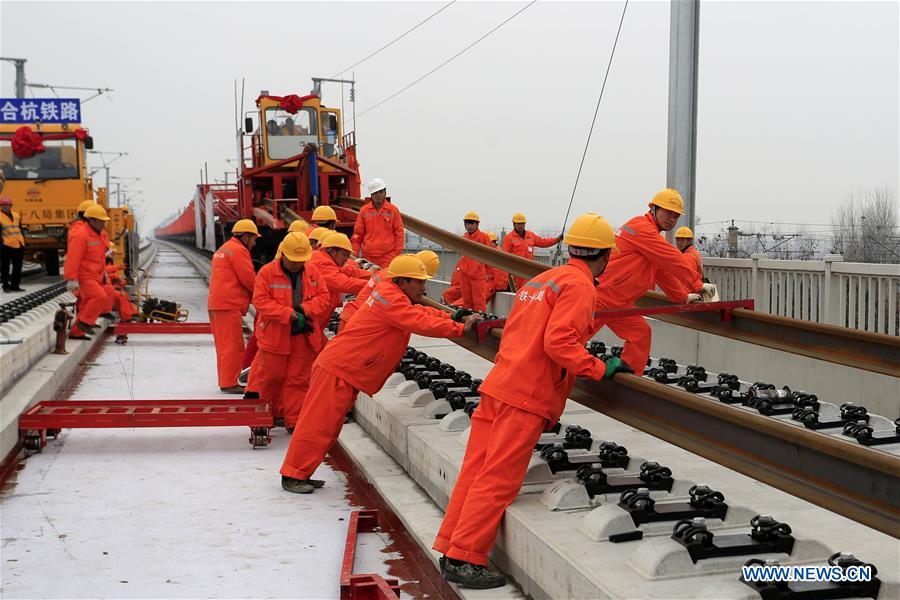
top-left (0, 139), bottom-right (80, 180)
top-left (265, 107), bottom-right (318, 159)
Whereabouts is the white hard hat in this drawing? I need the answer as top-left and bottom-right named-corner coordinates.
top-left (368, 178), bottom-right (387, 195)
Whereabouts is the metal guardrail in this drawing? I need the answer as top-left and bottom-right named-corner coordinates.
top-left (338, 196), bottom-right (900, 378)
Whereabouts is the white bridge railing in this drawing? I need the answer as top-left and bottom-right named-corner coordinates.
top-left (703, 255), bottom-right (899, 336)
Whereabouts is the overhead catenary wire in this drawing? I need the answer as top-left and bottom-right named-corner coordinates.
top-left (331, 0), bottom-right (457, 78)
top-left (354, 0), bottom-right (538, 120)
top-left (552, 0), bottom-right (629, 262)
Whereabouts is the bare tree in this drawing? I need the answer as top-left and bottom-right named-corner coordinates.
top-left (831, 188), bottom-right (899, 263)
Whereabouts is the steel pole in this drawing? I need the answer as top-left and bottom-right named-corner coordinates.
top-left (666, 0), bottom-right (700, 242)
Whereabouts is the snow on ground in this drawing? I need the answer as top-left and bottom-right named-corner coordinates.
top-left (1, 248), bottom-right (401, 599)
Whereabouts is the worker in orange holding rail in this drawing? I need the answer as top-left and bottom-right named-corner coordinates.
top-left (351, 178), bottom-right (405, 268)
top-left (64, 204), bottom-right (112, 340)
top-left (433, 213), bottom-right (630, 589)
top-left (207, 219), bottom-right (259, 393)
top-left (593, 189), bottom-right (711, 373)
top-left (310, 232), bottom-right (369, 318)
top-left (500, 212), bottom-right (561, 291)
top-left (457, 212), bottom-right (492, 312)
top-left (249, 232), bottom-right (332, 431)
top-left (340, 250), bottom-right (441, 328)
top-left (674, 226), bottom-right (704, 280)
top-left (280, 254), bottom-right (482, 494)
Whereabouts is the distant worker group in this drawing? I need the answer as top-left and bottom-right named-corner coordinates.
top-left (203, 182), bottom-right (707, 589)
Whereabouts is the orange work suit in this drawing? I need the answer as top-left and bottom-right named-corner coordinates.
top-left (350, 199), bottom-right (405, 268)
top-left (458, 230), bottom-right (492, 312)
top-left (342, 259), bottom-right (372, 280)
top-left (485, 263), bottom-right (509, 303)
top-left (501, 229), bottom-right (559, 290)
top-left (281, 281), bottom-right (464, 480)
top-left (207, 237), bottom-right (257, 388)
top-left (434, 259), bottom-right (607, 566)
top-left (104, 263), bottom-right (136, 320)
top-left (247, 259), bottom-right (331, 428)
top-left (64, 224), bottom-right (108, 335)
top-left (682, 244), bottom-right (704, 280)
top-left (593, 213), bottom-right (703, 372)
top-left (338, 271), bottom-right (384, 328)
top-left (309, 248), bottom-right (368, 317)
top-left (442, 267), bottom-right (463, 305)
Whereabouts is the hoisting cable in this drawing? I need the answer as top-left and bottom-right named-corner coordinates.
top-left (330, 1), bottom-right (458, 78)
top-left (355, 0), bottom-right (538, 120)
top-left (552, 0), bottom-right (629, 264)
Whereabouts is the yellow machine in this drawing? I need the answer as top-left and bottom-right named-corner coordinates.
top-left (0, 121), bottom-right (96, 275)
top-left (106, 201), bottom-right (139, 281)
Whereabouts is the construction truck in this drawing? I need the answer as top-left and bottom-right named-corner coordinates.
top-left (0, 98), bottom-right (100, 275)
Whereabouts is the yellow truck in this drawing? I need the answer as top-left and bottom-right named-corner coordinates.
top-left (0, 99), bottom-right (99, 275)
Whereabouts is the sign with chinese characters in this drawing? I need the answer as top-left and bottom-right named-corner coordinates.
top-left (0, 98), bottom-right (82, 124)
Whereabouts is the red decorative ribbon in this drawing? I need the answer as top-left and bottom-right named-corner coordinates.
top-left (5, 127), bottom-right (90, 159)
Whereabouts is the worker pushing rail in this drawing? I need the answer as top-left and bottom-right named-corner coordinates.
top-left (675, 225), bottom-right (705, 280)
top-left (501, 212), bottom-right (562, 291)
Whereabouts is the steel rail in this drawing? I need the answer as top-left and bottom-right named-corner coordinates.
top-left (337, 196), bottom-right (900, 377)
top-left (420, 297), bottom-right (900, 538)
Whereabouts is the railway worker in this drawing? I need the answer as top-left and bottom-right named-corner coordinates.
top-left (249, 232), bottom-right (332, 431)
top-left (433, 213), bottom-right (630, 589)
top-left (674, 226), bottom-right (704, 280)
top-left (103, 246), bottom-right (136, 321)
top-left (280, 255), bottom-right (482, 494)
top-left (350, 178), bottom-right (405, 269)
top-left (288, 219), bottom-right (309, 234)
top-left (207, 219), bottom-right (260, 394)
top-left (500, 213), bottom-right (562, 291)
top-left (592, 189), bottom-right (711, 373)
top-left (307, 205), bottom-right (337, 234)
top-left (307, 226), bottom-right (329, 250)
top-left (442, 266), bottom-right (463, 305)
top-left (310, 232), bottom-right (368, 321)
top-left (484, 232), bottom-right (509, 302)
top-left (67, 200), bottom-right (98, 243)
top-left (1, 176), bottom-right (26, 292)
top-left (457, 212), bottom-right (492, 313)
top-left (340, 250), bottom-right (442, 328)
top-left (64, 204), bottom-right (112, 340)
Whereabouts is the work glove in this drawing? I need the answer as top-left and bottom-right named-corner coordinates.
top-left (452, 308), bottom-right (475, 322)
top-left (686, 293), bottom-right (702, 304)
top-left (602, 357), bottom-right (634, 380)
top-left (66, 280), bottom-right (79, 292)
top-left (290, 310), bottom-right (307, 336)
top-left (700, 283), bottom-right (716, 295)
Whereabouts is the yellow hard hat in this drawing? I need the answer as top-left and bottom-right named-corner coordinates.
top-left (308, 227), bottom-right (330, 243)
top-left (386, 254), bottom-right (431, 280)
top-left (674, 226), bottom-right (694, 239)
top-left (288, 219), bottom-right (309, 234)
top-left (415, 250), bottom-right (440, 276)
top-left (563, 213), bottom-right (618, 251)
top-left (320, 231), bottom-right (353, 252)
top-left (512, 213), bottom-right (526, 224)
top-left (78, 200), bottom-right (97, 213)
top-left (463, 211), bottom-right (480, 222)
top-left (648, 188), bottom-right (685, 215)
top-left (84, 204), bottom-right (110, 221)
top-left (486, 231), bottom-right (498, 243)
top-left (311, 205), bottom-right (337, 222)
top-left (232, 219), bottom-right (259, 236)
top-left (280, 232), bottom-right (313, 262)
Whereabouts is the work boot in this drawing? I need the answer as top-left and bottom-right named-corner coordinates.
top-left (308, 479), bottom-right (325, 488)
top-left (10, 285), bottom-right (25, 292)
top-left (243, 390), bottom-right (260, 400)
top-left (76, 320), bottom-right (98, 334)
top-left (281, 476), bottom-right (315, 494)
top-left (100, 312), bottom-right (115, 320)
top-left (285, 426), bottom-right (294, 434)
top-left (273, 416), bottom-right (285, 428)
top-left (220, 385), bottom-right (245, 394)
top-left (69, 332), bottom-right (92, 341)
top-left (442, 559), bottom-right (507, 589)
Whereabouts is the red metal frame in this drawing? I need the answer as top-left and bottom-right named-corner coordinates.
top-left (114, 322), bottom-right (212, 334)
top-left (595, 299), bottom-right (755, 323)
top-left (340, 510), bottom-right (400, 600)
top-left (19, 399), bottom-right (271, 429)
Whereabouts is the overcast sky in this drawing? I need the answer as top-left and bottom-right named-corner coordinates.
top-left (2, 1), bottom-right (897, 239)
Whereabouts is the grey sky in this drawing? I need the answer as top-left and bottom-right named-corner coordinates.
top-left (2, 1), bottom-right (897, 239)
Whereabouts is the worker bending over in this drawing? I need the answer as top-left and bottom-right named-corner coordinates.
top-left (593, 189), bottom-right (710, 373)
top-left (103, 245), bottom-right (136, 321)
top-left (484, 232), bottom-right (509, 302)
top-left (310, 232), bottom-right (368, 318)
top-left (674, 226), bottom-right (704, 280)
top-left (351, 178), bottom-right (405, 268)
top-left (433, 213), bottom-right (629, 589)
top-left (457, 212), bottom-right (492, 312)
top-left (340, 250), bottom-right (441, 328)
top-left (500, 213), bottom-right (561, 291)
top-left (64, 205), bottom-right (112, 340)
top-left (280, 254), bottom-right (481, 493)
top-left (207, 220), bottom-right (259, 393)
top-left (248, 232), bottom-right (332, 431)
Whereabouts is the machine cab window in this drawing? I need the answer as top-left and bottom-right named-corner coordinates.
top-left (264, 107), bottom-right (318, 159)
top-left (0, 138), bottom-right (79, 180)
top-left (319, 112), bottom-right (340, 158)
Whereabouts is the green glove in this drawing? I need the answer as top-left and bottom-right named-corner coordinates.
top-left (452, 308), bottom-right (474, 322)
top-left (290, 310), bottom-right (307, 335)
top-left (602, 357), bottom-right (634, 380)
